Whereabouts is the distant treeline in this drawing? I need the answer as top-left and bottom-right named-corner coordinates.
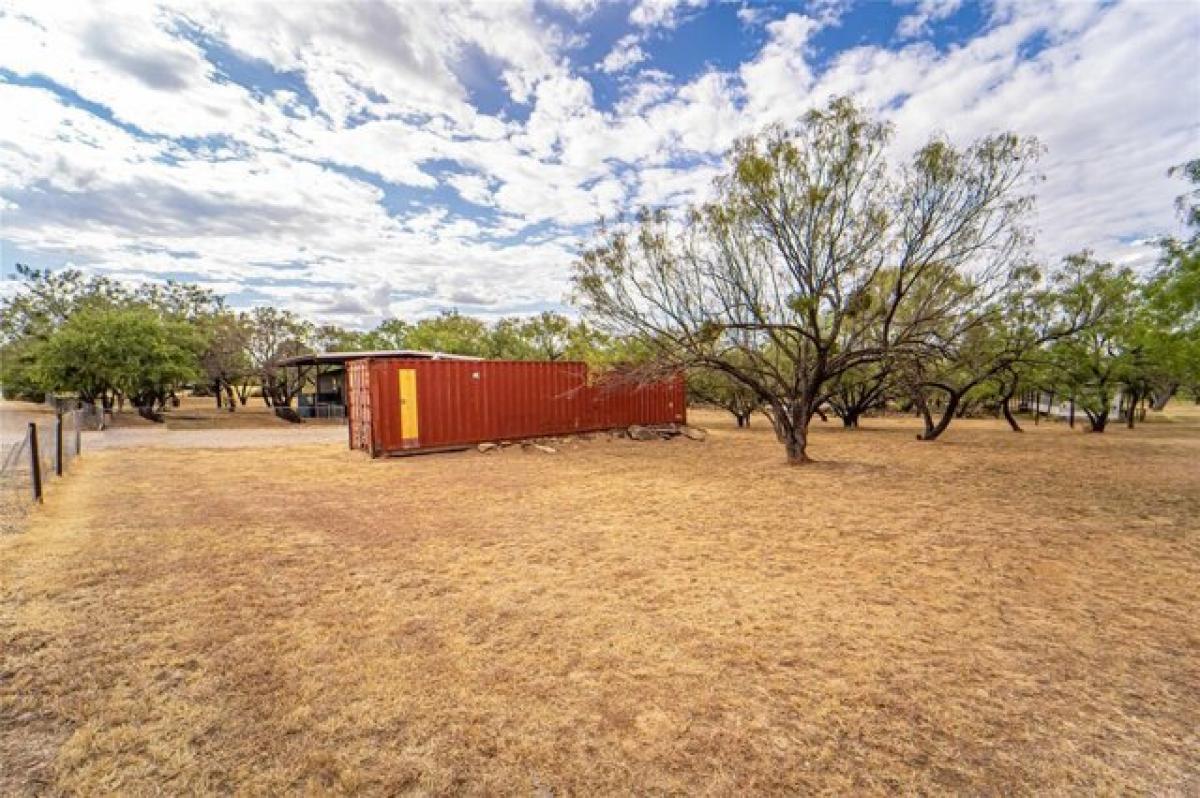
top-left (0, 266), bottom-right (639, 413)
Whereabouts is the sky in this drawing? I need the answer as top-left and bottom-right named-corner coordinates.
top-left (0, 0), bottom-right (1197, 328)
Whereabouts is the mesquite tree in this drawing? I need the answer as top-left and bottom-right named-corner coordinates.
top-left (688, 367), bottom-right (761, 427)
top-left (1045, 254), bottom-right (1142, 432)
top-left (1143, 159), bottom-right (1200, 410)
top-left (245, 307), bottom-right (313, 407)
top-left (574, 98), bottom-right (1039, 463)
top-left (826, 362), bottom-right (893, 428)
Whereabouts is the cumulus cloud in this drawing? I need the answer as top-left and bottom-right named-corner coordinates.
top-left (895, 0), bottom-right (965, 39)
top-left (599, 35), bottom-right (647, 74)
top-left (0, 0), bottom-right (1195, 326)
top-left (629, 0), bottom-right (707, 29)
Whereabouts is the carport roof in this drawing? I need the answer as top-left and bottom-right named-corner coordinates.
top-left (277, 350), bottom-right (482, 367)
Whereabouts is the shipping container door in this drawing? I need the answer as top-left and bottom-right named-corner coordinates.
top-left (398, 367), bottom-right (420, 448)
top-left (347, 360), bottom-right (373, 453)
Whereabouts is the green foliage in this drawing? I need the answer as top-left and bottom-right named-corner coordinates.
top-left (0, 264), bottom-right (129, 344)
top-left (343, 311), bottom-right (614, 363)
top-left (243, 307), bottom-right (313, 406)
top-left (402, 311), bottom-right (492, 356)
top-left (574, 96), bottom-right (1040, 461)
top-left (198, 312), bottom-right (253, 400)
top-left (1044, 254), bottom-right (1141, 428)
top-left (1, 265), bottom-right (131, 399)
top-left (33, 307), bottom-right (202, 408)
top-left (688, 367), bottom-right (760, 425)
top-left (360, 318), bottom-right (411, 350)
top-left (1142, 158), bottom-right (1200, 400)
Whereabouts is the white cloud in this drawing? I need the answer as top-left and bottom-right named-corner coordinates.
top-left (629, 0), bottom-right (707, 29)
top-left (896, 0), bottom-right (965, 39)
top-left (599, 35), bottom-right (647, 74)
top-left (0, 0), bottom-right (1195, 326)
top-left (446, 173), bottom-right (495, 206)
top-left (739, 14), bottom-right (821, 126)
top-left (736, 5), bottom-right (768, 27)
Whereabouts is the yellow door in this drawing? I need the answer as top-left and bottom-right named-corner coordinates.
top-left (398, 368), bottom-right (419, 446)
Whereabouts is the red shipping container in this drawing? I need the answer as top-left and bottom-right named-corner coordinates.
top-left (346, 359), bottom-right (685, 456)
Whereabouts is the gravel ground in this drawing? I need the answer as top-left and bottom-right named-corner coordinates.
top-left (0, 402), bottom-right (54, 447)
top-left (83, 425), bottom-right (348, 450)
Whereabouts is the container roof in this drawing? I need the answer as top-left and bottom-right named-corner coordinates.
top-left (277, 350), bottom-right (482, 367)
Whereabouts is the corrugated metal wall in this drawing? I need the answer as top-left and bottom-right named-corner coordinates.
top-left (346, 359), bottom-right (374, 454)
top-left (347, 358), bottom-right (685, 455)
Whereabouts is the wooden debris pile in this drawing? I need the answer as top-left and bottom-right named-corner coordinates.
top-left (476, 423), bottom-right (707, 454)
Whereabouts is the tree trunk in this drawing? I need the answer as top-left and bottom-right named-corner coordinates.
top-left (224, 383), bottom-right (237, 412)
top-left (1090, 411), bottom-right (1108, 433)
top-left (768, 403), bottom-right (813, 464)
top-left (214, 381), bottom-right (224, 409)
top-left (1068, 395), bottom-right (1075, 429)
top-left (1126, 389), bottom-right (1140, 429)
top-left (918, 391), bottom-right (960, 441)
top-left (841, 411), bottom-right (859, 429)
top-left (784, 427), bottom-right (811, 464)
top-left (1150, 383), bottom-right (1177, 411)
top-left (1002, 395), bottom-right (1022, 432)
top-left (913, 390), bottom-right (934, 437)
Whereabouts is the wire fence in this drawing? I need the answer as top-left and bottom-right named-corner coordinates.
top-left (1, 410), bottom-right (84, 534)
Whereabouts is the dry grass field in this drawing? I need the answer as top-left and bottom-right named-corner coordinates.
top-left (160, 395), bottom-right (299, 430)
top-left (2, 407), bottom-right (1198, 795)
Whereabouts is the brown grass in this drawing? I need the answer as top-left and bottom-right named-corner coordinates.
top-left (164, 395), bottom-right (296, 430)
top-left (2, 407), bottom-right (1198, 795)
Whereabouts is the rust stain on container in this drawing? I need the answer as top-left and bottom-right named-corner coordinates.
top-left (346, 359), bottom-right (686, 456)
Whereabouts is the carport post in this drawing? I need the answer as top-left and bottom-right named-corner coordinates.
top-left (55, 413), bottom-right (64, 476)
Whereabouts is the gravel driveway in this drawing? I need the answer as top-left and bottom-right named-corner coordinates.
top-left (83, 425), bottom-right (348, 450)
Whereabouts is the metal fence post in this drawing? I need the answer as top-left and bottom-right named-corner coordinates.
top-left (55, 413), bottom-right (64, 476)
top-left (28, 422), bottom-right (42, 503)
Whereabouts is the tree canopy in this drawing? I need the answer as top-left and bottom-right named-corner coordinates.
top-left (575, 97), bottom-right (1041, 462)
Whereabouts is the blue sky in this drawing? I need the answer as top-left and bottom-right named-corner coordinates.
top-left (0, 0), bottom-right (1197, 327)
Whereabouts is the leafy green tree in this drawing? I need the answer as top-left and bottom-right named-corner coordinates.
top-left (199, 312), bottom-right (253, 409)
top-left (1, 265), bottom-right (131, 400)
top-left (314, 324), bottom-right (370, 352)
top-left (486, 312), bottom-right (610, 361)
top-left (33, 307), bottom-right (202, 415)
top-left (488, 317), bottom-right (537, 359)
top-left (688, 367), bottom-right (760, 427)
top-left (518, 312), bottom-right (573, 360)
top-left (0, 264), bottom-right (130, 343)
top-left (244, 307), bottom-right (313, 407)
top-left (825, 362), bottom-right (893, 429)
top-left (1142, 158), bottom-right (1200, 409)
top-left (1046, 254), bottom-right (1142, 432)
top-left (136, 280), bottom-right (224, 323)
top-left (403, 311), bottom-right (491, 356)
top-left (575, 98), bottom-right (1040, 463)
top-left (361, 318), bottom-right (411, 350)
top-left (902, 264), bottom-right (1057, 440)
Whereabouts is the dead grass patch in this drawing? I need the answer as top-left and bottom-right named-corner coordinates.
top-left (1, 408), bottom-right (1198, 794)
